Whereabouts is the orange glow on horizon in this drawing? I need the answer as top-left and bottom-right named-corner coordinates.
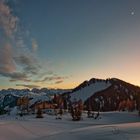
top-left (0, 78), bottom-right (140, 90)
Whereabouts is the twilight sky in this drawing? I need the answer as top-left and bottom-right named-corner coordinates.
top-left (0, 0), bottom-right (140, 89)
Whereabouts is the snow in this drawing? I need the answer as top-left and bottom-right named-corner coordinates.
top-left (9, 106), bottom-right (18, 116)
top-left (0, 111), bottom-right (140, 140)
top-left (29, 95), bottom-right (51, 106)
top-left (130, 95), bottom-right (133, 100)
top-left (70, 81), bottom-right (111, 101)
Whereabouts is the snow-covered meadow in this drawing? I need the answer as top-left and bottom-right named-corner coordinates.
top-left (0, 111), bottom-right (140, 140)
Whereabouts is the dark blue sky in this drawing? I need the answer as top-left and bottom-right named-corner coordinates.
top-left (0, 0), bottom-right (140, 89)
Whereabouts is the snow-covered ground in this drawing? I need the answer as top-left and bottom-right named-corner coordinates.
top-left (0, 111), bottom-right (140, 140)
top-left (70, 81), bottom-right (111, 101)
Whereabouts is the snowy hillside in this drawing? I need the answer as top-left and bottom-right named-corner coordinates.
top-left (85, 78), bottom-right (140, 111)
top-left (65, 78), bottom-right (140, 111)
top-left (0, 111), bottom-right (140, 140)
top-left (29, 95), bottom-right (51, 107)
top-left (70, 80), bottom-right (111, 102)
top-left (0, 88), bottom-right (71, 109)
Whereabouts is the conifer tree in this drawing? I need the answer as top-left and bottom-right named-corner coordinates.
top-left (36, 108), bottom-right (43, 118)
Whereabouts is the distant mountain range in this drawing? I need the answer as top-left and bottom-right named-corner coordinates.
top-left (1, 78), bottom-right (140, 112)
top-left (0, 88), bottom-right (71, 109)
top-left (0, 88), bottom-right (71, 96)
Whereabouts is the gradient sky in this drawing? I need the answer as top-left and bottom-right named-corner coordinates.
top-left (0, 0), bottom-right (140, 89)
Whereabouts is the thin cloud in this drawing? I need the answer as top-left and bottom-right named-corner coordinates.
top-left (14, 53), bottom-right (40, 75)
top-left (16, 84), bottom-right (40, 89)
top-left (0, 0), bottom-right (66, 86)
top-left (0, 43), bottom-right (16, 74)
top-left (1, 72), bottom-right (30, 82)
top-left (32, 39), bottom-right (38, 52)
top-left (43, 76), bottom-right (64, 81)
top-left (55, 80), bottom-right (63, 84)
top-left (0, 0), bottom-right (41, 82)
top-left (0, 0), bottom-right (18, 37)
top-left (35, 75), bottom-right (68, 83)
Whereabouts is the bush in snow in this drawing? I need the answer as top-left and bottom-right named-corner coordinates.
top-left (36, 108), bottom-right (43, 118)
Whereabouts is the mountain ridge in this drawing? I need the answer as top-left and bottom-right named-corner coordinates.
top-left (64, 77), bottom-right (140, 111)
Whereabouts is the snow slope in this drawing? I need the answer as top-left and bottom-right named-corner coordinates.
top-left (0, 111), bottom-right (140, 140)
top-left (70, 81), bottom-right (111, 101)
top-left (29, 95), bottom-right (51, 107)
